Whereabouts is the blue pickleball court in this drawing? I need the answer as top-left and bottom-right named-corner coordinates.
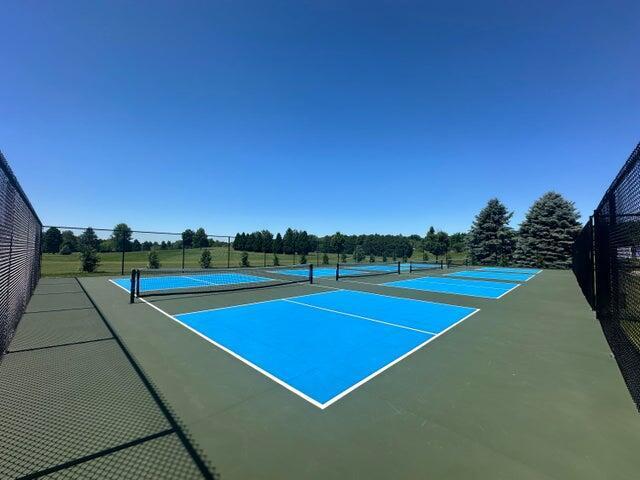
top-left (448, 270), bottom-right (535, 282)
top-left (384, 276), bottom-right (520, 299)
top-left (172, 290), bottom-right (477, 408)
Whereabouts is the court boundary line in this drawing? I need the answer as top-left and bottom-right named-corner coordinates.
top-left (282, 298), bottom-right (437, 335)
top-left (387, 276), bottom-right (519, 291)
top-left (341, 278), bottom-right (512, 300)
top-left (446, 271), bottom-right (534, 282)
top-left (134, 290), bottom-right (479, 409)
top-left (478, 267), bottom-right (542, 275)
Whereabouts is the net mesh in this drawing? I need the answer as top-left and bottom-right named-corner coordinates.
top-left (0, 151), bottom-right (42, 356)
top-left (336, 262), bottom-right (400, 279)
top-left (409, 261), bottom-right (443, 273)
top-left (134, 264), bottom-right (312, 297)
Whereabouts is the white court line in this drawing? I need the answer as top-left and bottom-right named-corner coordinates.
top-left (174, 289), bottom-right (337, 317)
top-left (339, 278), bottom-right (507, 300)
top-left (135, 296), bottom-right (325, 409)
top-left (446, 272), bottom-right (534, 282)
top-left (321, 308), bottom-right (480, 408)
top-left (282, 298), bottom-right (437, 335)
top-left (496, 283), bottom-right (522, 299)
top-left (391, 276), bottom-right (518, 291)
top-left (134, 289), bottom-right (479, 409)
top-left (108, 278), bottom-right (131, 293)
top-left (326, 279), bottom-right (481, 309)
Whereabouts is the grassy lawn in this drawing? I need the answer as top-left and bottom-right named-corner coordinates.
top-left (42, 247), bottom-right (468, 277)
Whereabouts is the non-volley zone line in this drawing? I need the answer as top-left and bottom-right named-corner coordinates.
top-left (383, 276), bottom-right (521, 299)
top-left (139, 289), bottom-right (478, 409)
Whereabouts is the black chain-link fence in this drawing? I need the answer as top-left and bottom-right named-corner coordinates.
top-left (0, 151), bottom-right (42, 357)
top-left (573, 143), bottom-right (640, 409)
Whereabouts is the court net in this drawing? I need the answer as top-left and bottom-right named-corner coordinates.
top-left (131, 264), bottom-right (313, 299)
top-left (409, 261), bottom-right (443, 273)
top-left (336, 262), bottom-right (401, 280)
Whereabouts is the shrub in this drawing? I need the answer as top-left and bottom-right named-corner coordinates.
top-left (148, 249), bottom-right (161, 269)
top-left (273, 254), bottom-right (280, 266)
top-left (80, 248), bottom-right (100, 273)
top-left (199, 249), bottom-right (212, 268)
top-left (240, 251), bottom-right (250, 267)
top-left (300, 254), bottom-right (307, 264)
top-left (340, 253), bottom-right (347, 262)
top-left (353, 245), bottom-right (365, 263)
top-left (369, 255), bottom-right (375, 262)
top-left (59, 244), bottom-right (73, 255)
top-left (322, 253), bottom-right (329, 265)
top-left (382, 254), bottom-right (388, 262)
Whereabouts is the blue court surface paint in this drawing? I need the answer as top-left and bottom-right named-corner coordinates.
top-left (111, 272), bottom-right (270, 293)
top-left (384, 276), bottom-right (519, 299)
top-left (478, 267), bottom-right (542, 275)
top-left (174, 290), bottom-right (476, 407)
top-left (448, 270), bottom-right (534, 282)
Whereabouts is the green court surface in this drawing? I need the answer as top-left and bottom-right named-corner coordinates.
top-left (2, 269), bottom-right (639, 479)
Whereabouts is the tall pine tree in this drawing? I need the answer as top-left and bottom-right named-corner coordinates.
top-left (468, 199), bottom-right (516, 265)
top-left (514, 192), bottom-right (580, 268)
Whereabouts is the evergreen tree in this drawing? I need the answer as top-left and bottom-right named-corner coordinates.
top-left (423, 226), bottom-right (437, 258)
top-left (433, 231), bottom-right (450, 259)
top-left (514, 192), bottom-right (581, 268)
top-left (182, 229), bottom-right (194, 248)
top-left (112, 223), bottom-right (133, 252)
top-left (283, 228), bottom-right (296, 254)
top-left (199, 249), bottom-right (212, 268)
top-left (322, 253), bottom-right (329, 264)
top-left (193, 228), bottom-right (208, 248)
top-left (261, 230), bottom-right (274, 253)
top-left (353, 245), bottom-right (365, 262)
top-left (273, 254), bottom-right (280, 266)
top-left (330, 232), bottom-right (346, 256)
top-left (78, 227), bottom-right (100, 251)
top-left (80, 248), bottom-right (100, 273)
top-left (369, 254), bottom-right (375, 262)
top-left (147, 249), bottom-right (160, 269)
top-left (297, 231), bottom-right (310, 255)
top-left (60, 230), bottom-right (78, 252)
top-left (240, 251), bottom-right (250, 267)
top-left (450, 232), bottom-right (467, 253)
top-left (340, 253), bottom-right (347, 262)
top-left (273, 233), bottom-right (283, 254)
top-left (299, 254), bottom-right (307, 264)
top-left (467, 199), bottom-right (516, 265)
top-left (43, 227), bottom-right (63, 253)
top-left (132, 239), bottom-right (142, 251)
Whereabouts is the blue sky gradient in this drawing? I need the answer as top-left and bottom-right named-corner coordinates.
top-left (1, 1), bottom-right (638, 236)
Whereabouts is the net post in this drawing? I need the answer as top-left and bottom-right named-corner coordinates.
top-left (409, 261), bottom-right (413, 274)
top-left (397, 261), bottom-right (400, 274)
top-left (129, 269), bottom-right (136, 304)
top-left (309, 264), bottom-right (313, 284)
top-left (182, 244), bottom-right (186, 272)
top-left (135, 269), bottom-right (141, 298)
top-left (336, 263), bottom-right (340, 281)
top-left (440, 260), bottom-right (444, 269)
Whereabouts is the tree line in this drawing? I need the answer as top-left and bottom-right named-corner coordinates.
top-left (233, 229), bottom-right (415, 260)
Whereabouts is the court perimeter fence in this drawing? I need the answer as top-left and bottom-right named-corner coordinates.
top-left (572, 142), bottom-right (640, 409)
top-left (0, 151), bottom-right (42, 356)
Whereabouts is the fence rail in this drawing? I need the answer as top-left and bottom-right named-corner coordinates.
top-left (572, 143), bottom-right (640, 409)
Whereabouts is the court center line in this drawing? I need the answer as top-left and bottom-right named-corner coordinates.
top-left (282, 298), bottom-right (437, 335)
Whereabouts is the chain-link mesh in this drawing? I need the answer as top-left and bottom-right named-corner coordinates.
top-left (0, 151), bottom-right (42, 357)
top-left (573, 143), bottom-right (640, 409)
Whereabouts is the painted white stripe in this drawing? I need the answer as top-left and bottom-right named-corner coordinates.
top-left (320, 308), bottom-right (480, 408)
top-left (395, 277), bottom-right (517, 291)
top-left (133, 289), bottom-right (480, 409)
top-left (339, 278), bottom-right (504, 300)
top-left (282, 298), bottom-right (437, 335)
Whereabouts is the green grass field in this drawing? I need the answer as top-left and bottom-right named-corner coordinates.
top-left (41, 247), bottom-right (468, 277)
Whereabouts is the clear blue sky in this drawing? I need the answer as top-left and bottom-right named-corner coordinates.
top-left (1, 1), bottom-right (638, 237)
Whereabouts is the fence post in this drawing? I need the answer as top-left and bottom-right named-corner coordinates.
top-left (120, 234), bottom-right (125, 275)
top-left (182, 244), bottom-right (186, 271)
top-left (227, 236), bottom-right (231, 268)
